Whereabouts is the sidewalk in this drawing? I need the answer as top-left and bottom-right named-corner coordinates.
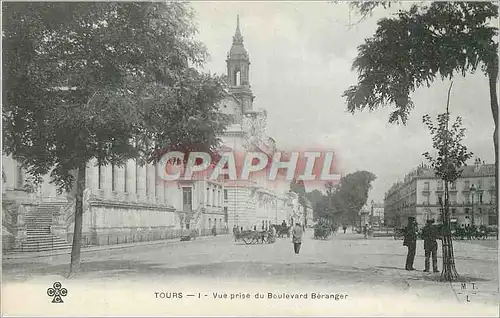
top-left (2, 234), bottom-right (230, 260)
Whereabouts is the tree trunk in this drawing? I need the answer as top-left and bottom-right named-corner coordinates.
top-left (488, 62), bottom-right (498, 219)
top-left (68, 164), bottom-right (86, 277)
top-left (441, 180), bottom-right (459, 281)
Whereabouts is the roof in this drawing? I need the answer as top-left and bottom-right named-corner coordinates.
top-left (385, 162), bottom-right (494, 197)
top-left (415, 163), bottom-right (495, 179)
top-left (228, 15), bottom-right (248, 58)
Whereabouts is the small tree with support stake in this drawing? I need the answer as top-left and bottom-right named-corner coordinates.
top-left (422, 82), bottom-right (473, 282)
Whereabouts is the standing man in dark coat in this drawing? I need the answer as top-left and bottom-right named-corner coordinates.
top-left (403, 217), bottom-right (418, 271)
top-left (292, 223), bottom-right (304, 254)
top-left (422, 219), bottom-right (439, 272)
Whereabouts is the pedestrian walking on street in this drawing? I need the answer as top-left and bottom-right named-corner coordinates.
top-left (234, 226), bottom-right (240, 242)
top-left (212, 225), bottom-right (217, 236)
top-left (343, 225), bottom-right (347, 234)
top-left (422, 219), bottom-right (439, 273)
top-left (403, 217), bottom-right (418, 270)
top-left (292, 222), bottom-right (304, 254)
top-left (363, 224), bottom-right (368, 239)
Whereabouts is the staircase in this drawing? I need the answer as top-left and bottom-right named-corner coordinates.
top-left (15, 202), bottom-right (72, 252)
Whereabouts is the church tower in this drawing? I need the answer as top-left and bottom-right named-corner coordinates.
top-left (226, 15), bottom-right (254, 113)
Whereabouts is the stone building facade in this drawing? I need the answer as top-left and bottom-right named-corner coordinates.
top-left (2, 16), bottom-right (300, 251)
top-left (384, 160), bottom-right (497, 228)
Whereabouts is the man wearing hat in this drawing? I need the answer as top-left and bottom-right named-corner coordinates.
top-left (403, 217), bottom-right (418, 270)
top-left (422, 219), bottom-right (439, 272)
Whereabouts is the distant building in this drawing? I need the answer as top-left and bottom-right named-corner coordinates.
top-left (359, 203), bottom-right (370, 228)
top-left (384, 159), bottom-right (497, 228)
top-left (371, 203), bottom-right (384, 227)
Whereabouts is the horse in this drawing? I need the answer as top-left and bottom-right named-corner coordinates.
top-left (272, 224), bottom-right (290, 238)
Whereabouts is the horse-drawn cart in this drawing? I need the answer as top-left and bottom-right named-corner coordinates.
top-left (272, 225), bottom-right (291, 238)
top-left (237, 230), bottom-right (275, 244)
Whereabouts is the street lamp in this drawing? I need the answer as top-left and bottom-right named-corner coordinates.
top-left (470, 184), bottom-right (476, 226)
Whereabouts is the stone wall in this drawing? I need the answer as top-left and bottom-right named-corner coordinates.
top-left (66, 200), bottom-right (178, 246)
top-left (2, 198), bottom-right (38, 251)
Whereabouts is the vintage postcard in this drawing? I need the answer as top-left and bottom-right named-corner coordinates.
top-left (2, 1), bottom-right (499, 316)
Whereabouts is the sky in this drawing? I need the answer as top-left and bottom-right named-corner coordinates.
top-left (190, 1), bottom-right (495, 203)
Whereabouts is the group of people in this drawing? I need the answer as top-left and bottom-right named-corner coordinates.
top-left (403, 216), bottom-right (440, 272)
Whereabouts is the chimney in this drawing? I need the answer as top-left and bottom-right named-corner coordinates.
top-left (474, 157), bottom-right (482, 172)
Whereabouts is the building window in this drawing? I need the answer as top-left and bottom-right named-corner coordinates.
top-left (451, 208), bottom-right (456, 216)
top-left (489, 190), bottom-right (495, 203)
top-left (464, 180), bottom-right (470, 190)
top-left (478, 193), bottom-right (483, 204)
top-left (182, 187), bottom-right (192, 211)
top-left (224, 207), bottom-right (228, 223)
top-left (465, 208), bottom-right (470, 215)
top-left (465, 196), bottom-right (470, 204)
top-left (424, 182), bottom-right (430, 191)
top-left (124, 163), bottom-right (128, 193)
top-left (98, 164), bottom-right (103, 190)
top-left (135, 160), bottom-right (139, 194)
top-left (224, 189), bottom-right (228, 201)
top-left (477, 179), bottom-right (483, 189)
top-left (450, 182), bottom-right (456, 190)
top-left (213, 189), bottom-right (216, 206)
top-left (235, 70), bottom-right (241, 86)
top-left (16, 164), bottom-right (24, 189)
top-left (425, 195), bottom-right (430, 205)
top-left (437, 181), bottom-right (443, 190)
top-left (111, 164), bottom-right (116, 192)
top-left (450, 193), bottom-right (457, 204)
top-left (208, 218), bottom-right (212, 229)
top-left (488, 210), bottom-right (498, 226)
top-left (145, 165), bottom-right (149, 195)
top-left (154, 162), bottom-right (158, 198)
top-left (437, 196), bottom-right (442, 205)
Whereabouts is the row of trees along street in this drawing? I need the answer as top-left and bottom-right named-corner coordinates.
top-left (3, 2), bottom-right (231, 276)
top-left (290, 171), bottom-right (377, 228)
top-left (344, 2), bottom-right (498, 281)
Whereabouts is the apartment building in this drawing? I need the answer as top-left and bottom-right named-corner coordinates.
top-left (384, 160), bottom-right (497, 228)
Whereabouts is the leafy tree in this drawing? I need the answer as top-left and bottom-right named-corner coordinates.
top-left (333, 171), bottom-right (377, 226)
top-left (344, 2), bottom-right (498, 200)
top-left (308, 172), bottom-right (376, 225)
top-left (305, 189), bottom-right (324, 207)
top-left (422, 82), bottom-right (473, 282)
top-left (2, 2), bottom-right (228, 275)
top-left (345, 1), bottom-right (395, 26)
top-left (290, 178), bottom-right (307, 207)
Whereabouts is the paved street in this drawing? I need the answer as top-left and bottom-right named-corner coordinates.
top-left (3, 232), bottom-right (498, 316)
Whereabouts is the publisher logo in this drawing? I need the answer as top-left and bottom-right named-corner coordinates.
top-left (47, 282), bottom-right (68, 303)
